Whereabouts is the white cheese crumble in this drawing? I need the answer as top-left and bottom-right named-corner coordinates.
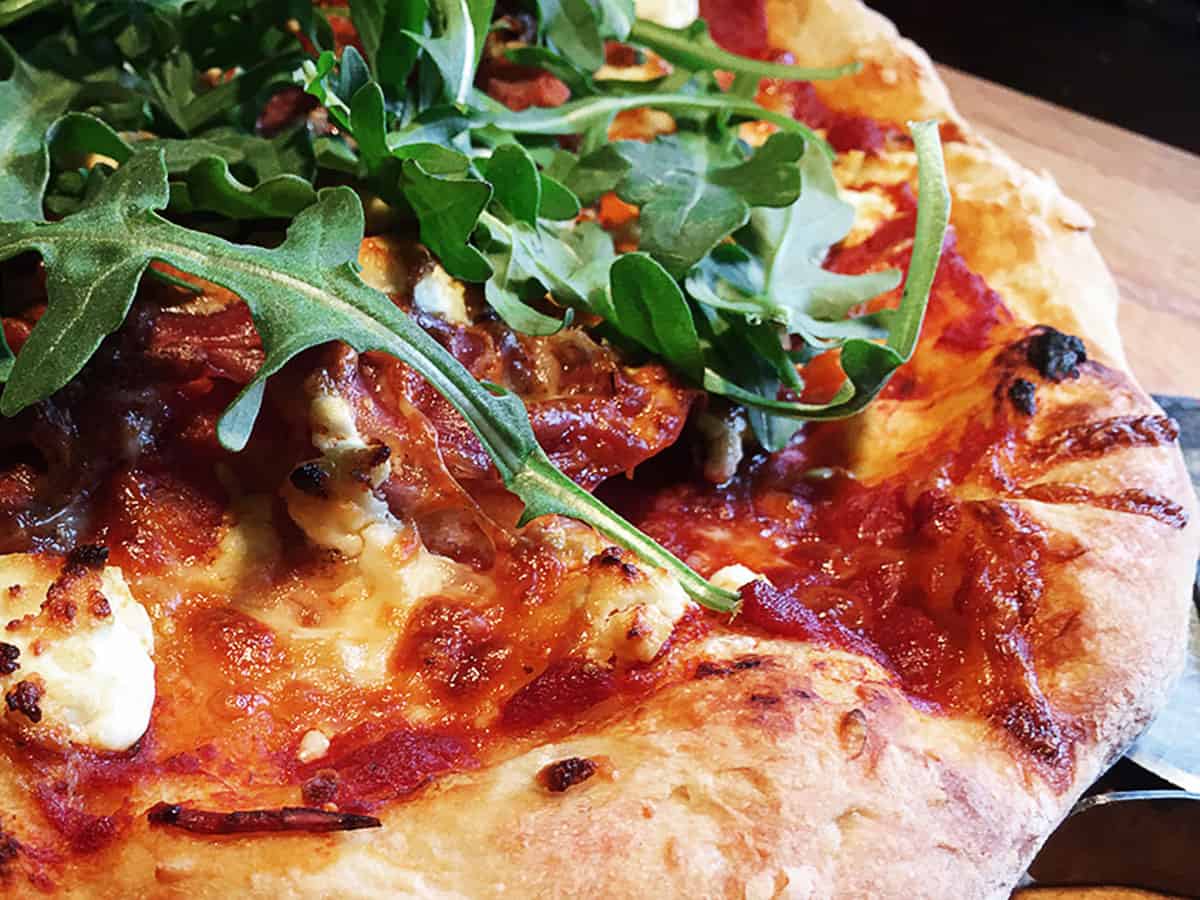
top-left (413, 263), bottom-right (470, 325)
top-left (297, 729), bottom-right (331, 763)
top-left (560, 547), bottom-right (693, 665)
top-left (0, 554), bottom-right (155, 751)
top-left (840, 186), bottom-right (899, 248)
top-left (634, 0), bottom-right (698, 29)
top-left (709, 563), bottom-right (769, 593)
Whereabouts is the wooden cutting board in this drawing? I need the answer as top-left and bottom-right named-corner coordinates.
top-left (937, 67), bottom-right (1200, 398)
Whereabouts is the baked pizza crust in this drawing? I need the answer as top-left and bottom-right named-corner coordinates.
top-left (4, 2), bottom-right (1197, 897)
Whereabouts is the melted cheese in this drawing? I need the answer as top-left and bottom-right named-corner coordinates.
top-left (634, 0), bottom-right (698, 29)
top-left (841, 186), bottom-right (899, 248)
top-left (536, 518), bottom-right (694, 664)
top-left (579, 563), bottom-right (691, 664)
top-left (263, 388), bottom-right (479, 683)
top-left (710, 563), bottom-right (769, 593)
top-left (0, 554), bottom-right (155, 751)
top-left (413, 263), bottom-right (470, 325)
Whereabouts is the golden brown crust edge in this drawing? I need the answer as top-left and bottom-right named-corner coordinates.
top-left (6, 2), bottom-right (1198, 897)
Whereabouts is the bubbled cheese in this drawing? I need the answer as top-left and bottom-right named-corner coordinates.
top-left (634, 0), bottom-right (698, 29)
top-left (0, 553), bottom-right (155, 751)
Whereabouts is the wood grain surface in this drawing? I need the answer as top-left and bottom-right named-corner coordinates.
top-left (938, 66), bottom-right (1200, 398)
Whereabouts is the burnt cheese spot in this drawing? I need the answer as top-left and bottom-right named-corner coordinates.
top-left (289, 462), bottom-right (331, 498)
top-left (300, 770), bottom-right (339, 806)
top-left (6, 680), bottom-right (43, 723)
top-left (0, 642), bottom-right (18, 675)
top-left (540, 756), bottom-right (597, 793)
top-left (1027, 328), bottom-right (1087, 382)
top-left (695, 655), bottom-right (767, 679)
top-left (89, 591), bottom-right (112, 619)
top-left (1008, 378), bottom-right (1038, 416)
top-left (66, 544), bottom-right (109, 571)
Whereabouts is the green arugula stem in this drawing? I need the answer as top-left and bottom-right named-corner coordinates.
top-left (628, 19), bottom-right (862, 82)
top-left (482, 92), bottom-right (834, 157)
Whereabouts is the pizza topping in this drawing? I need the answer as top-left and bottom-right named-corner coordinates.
top-left (293, 726), bottom-right (476, 812)
top-left (0, 642), bottom-right (18, 675)
top-left (1008, 378), bottom-right (1038, 416)
top-left (570, 547), bottom-right (693, 664)
top-left (709, 563), bottom-right (769, 594)
top-left (502, 660), bottom-right (619, 730)
top-left (0, 553), bottom-right (155, 751)
top-left (146, 803), bottom-right (381, 835)
top-left (288, 462), bottom-right (330, 499)
top-left (300, 771), bottom-right (340, 807)
top-left (5, 679), bottom-right (42, 723)
top-left (0, 0), bottom-right (951, 612)
top-left (296, 729), bottom-right (332, 764)
top-left (1027, 327), bottom-right (1088, 382)
top-left (540, 756), bottom-right (598, 793)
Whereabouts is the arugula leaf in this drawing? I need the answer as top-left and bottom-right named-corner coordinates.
top-left (349, 0), bottom-right (427, 92)
top-left (0, 35), bottom-right (79, 221)
top-left (702, 140), bottom-right (903, 346)
top-left (401, 158), bottom-right (494, 281)
top-left (628, 18), bottom-right (861, 82)
top-left (0, 0), bottom-right (58, 28)
top-left (606, 253), bottom-right (704, 378)
top-left (699, 121), bottom-right (950, 427)
top-left (594, 130), bottom-right (805, 276)
top-left (172, 156), bottom-right (317, 219)
top-left (46, 112), bottom-right (317, 219)
top-left (0, 148), bottom-right (736, 611)
top-left (756, 143), bottom-right (902, 326)
top-left (406, 0), bottom-right (493, 106)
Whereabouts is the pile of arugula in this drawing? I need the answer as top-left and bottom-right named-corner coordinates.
top-left (0, 0), bottom-right (950, 612)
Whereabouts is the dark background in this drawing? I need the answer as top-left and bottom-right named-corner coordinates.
top-left (868, 0), bottom-right (1200, 154)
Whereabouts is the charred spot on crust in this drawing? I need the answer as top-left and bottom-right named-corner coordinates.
top-left (748, 692), bottom-right (781, 706)
top-left (0, 642), bottom-right (19, 675)
top-left (1007, 379), bottom-right (1037, 416)
top-left (1032, 414), bottom-right (1180, 464)
top-left (0, 829), bottom-right (19, 868)
top-left (993, 698), bottom-right (1072, 774)
top-left (540, 756), bottom-right (597, 793)
top-left (837, 708), bottom-right (869, 759)
top-left (6, 680), bottom-right (43, 723)
top-left (66, 544), bottom-right (109, 571)
top-left (289, 462), bottom-right (330, 498)
top-left (146, 803), bottom-right (181, 825)
top-left (694, 656), bottom-right (767, 679)
top-left (1027, 328), bottom-right (1087, 382)
top-left (146, 802), bottom-right (380, 835)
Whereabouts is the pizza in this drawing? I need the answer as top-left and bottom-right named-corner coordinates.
top-left (0, 0), bottom-right (1195, 896)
